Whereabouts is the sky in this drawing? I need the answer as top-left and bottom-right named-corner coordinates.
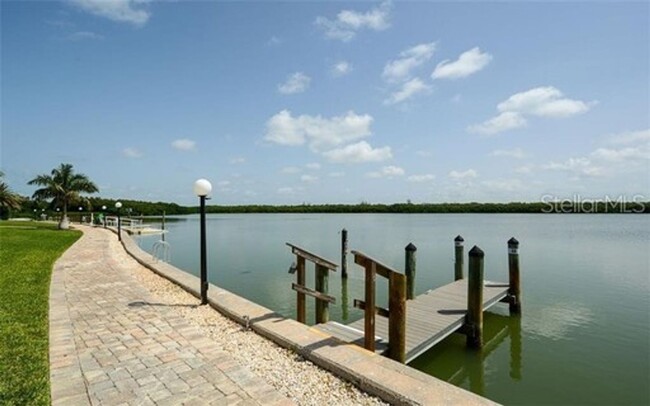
top-left (1, 0), bottom-right (649, 206)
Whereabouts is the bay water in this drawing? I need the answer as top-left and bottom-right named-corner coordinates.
top-left (134, 214), bottom-right (649, 405)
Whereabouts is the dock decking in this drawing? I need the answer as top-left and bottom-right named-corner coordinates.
top-left (313, 279), bottom-right (509, 363)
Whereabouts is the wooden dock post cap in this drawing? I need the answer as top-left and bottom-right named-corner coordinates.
top-left (508, 237), bottom-right (519, 247)
top-left (454, 235), bottom-right (464, 242)
top-left (405, 242), bottom-right (417, 252)
top-left (469, 245), bottom-right (484, 258)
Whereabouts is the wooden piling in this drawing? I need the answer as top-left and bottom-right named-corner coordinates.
top-left (341, 229), bottom-right (348, 278)
top-left (405, 243), bottom-right (417, 300)
top-left (388, 272), bottom-right (407, 363)
top-left (454, 235), bottom-right (464, 281)
top-left (466, 245), bottom-right (484, 348)
top-left (364, 262), bottom-right (377, 352)
top-left (315, 264), bottom-right (329, 323)
top-left (508, 237), bottom-right (521, 314)
top-left (296, 256), bottom-right (306, 323)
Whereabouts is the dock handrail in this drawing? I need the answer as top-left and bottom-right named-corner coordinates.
top-left (351, 250), bottom-right (407, 363)
top-left (286, 243), bottom-right (338, 324)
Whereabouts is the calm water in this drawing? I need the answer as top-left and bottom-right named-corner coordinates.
top-left (135, 214), bottom-right (650, 405)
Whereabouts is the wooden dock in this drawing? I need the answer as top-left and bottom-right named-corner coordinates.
top-left (313, 279), bottom-right (509, 363)
top-left (288, 235), bottom-right (521, 364)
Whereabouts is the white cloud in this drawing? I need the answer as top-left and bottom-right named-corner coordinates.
top-left (515, 165), bottom-right (534, 175)
top-left (591, 146), bottom-right (649, 162)
top-left (69, 0), bottom-right (150, 26)
top-left (122, 147), bottom-right (142, 158)
top-left (315, 1), bottom-right (391, 42)
top-left (171, 138), bottom-right (196, 151)
top-left (278, 72), bottom-right (311, 94)
top-left (67, 31), bottom-right (104, 41)
top-left (407, 174), bottom-right (435, 183)
top-left (229, 157), bottom-right (246, 164)
top-left (384, 78), bottom-right (431, 105)
top-left (264, 110), bottom-right (373, 151)
top-left (281, 166), bottom-right (301, 174)
top-left (332, 61), bottom-right (353, 77)
top-left (329, 171), bottom-right (345, 177)
top-left (382, 42), bottom-right (436, 83)
top-left (469, 86), bottom-right (593, 135)
top-left (323, 141), bottom-right (392, 164)
top-left (606, 129), bottom-right (650, 145)
top-left (497, 86), bottom-right (591, 118)
top-left (542, 130), bottom-right (649, 179)
top-left (300, 174), bottom-right (318, 183)
top-left (449, 169), bottom-right (478, 180)
top-left (432, 47), bottom-right (492, 80)
top-left (543, 158), bottom-right (603, 177)
top-left (306, 163), bottom-right (321, 170)
top-left (367, 165), bottom-right (405, 178)
top-left (217, 180), bottom-right (231, 187)
top-left (490, 148), bottom-right (526, 159)
top-left (482, 178), bottom-right (524, 192)
top-left (468, 112), bottom-right (527, 135)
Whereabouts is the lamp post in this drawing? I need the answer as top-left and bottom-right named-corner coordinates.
top-left (79, 206), bottom-right (83, 224)
top-left (194, 179), bottom-right (212, 305)
top-left (115, 202), bottom-right (123, 241)
top-left (102, 205), bottom-right (107, 228)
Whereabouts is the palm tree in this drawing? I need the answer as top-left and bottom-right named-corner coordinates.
top-left (0, 171), bottom-right (23, 217)
top-left (28, 163), bottom-right (99, 229)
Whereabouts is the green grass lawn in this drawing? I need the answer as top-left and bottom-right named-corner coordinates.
top-left (0, 221), bottom-right (81, 406)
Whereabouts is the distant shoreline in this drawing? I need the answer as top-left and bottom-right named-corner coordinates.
top-left (76, 198), bottom-right (648, 216)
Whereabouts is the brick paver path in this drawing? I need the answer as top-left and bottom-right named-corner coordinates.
top-left (49, 227), bottom-right (292, 405)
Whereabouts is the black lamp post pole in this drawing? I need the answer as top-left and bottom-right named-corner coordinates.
top-left (117, 208), bottom-right (122, 242)
top-left (200, 195), bottom-right (208, 304)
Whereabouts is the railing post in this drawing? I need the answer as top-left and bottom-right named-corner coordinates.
top-left (364, 262), bottom-right (376, 352)
top-left (315, 264), bottom-right (329, 324)
top-left (508, 237), bottom-right (521, 314)
top-left (296, 256), bottom-right (306, 323)
top-left (405, 243), bottom-right (417, 300)
top-left (341, 228), bottom-right (348, 278)
top-left (454, 235), bottom-right (464, 280)
top-left (388, 272), bottom-right (406, 363)
top-left (466, 245), bottom-right (484, 348)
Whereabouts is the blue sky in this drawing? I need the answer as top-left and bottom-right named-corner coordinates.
top-left (2, 0), bottom-right (648, 205)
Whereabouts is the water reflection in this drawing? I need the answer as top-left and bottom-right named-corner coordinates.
top-left (410, 313), bottom-right (522, 396)
top-left (523, 302), bottom-right (593, 340)
top-left (341, 276), bottom-right (349, 321)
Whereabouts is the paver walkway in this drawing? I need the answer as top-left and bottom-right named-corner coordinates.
top-left (49, 226), bottom-right (292, 405)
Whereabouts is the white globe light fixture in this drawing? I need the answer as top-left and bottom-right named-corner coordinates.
top-left (193, 179), bottom-right (212, 197)
top-left (101, 206), bottom-right (107, 228)
top-left (194, 178), bottom-right (212, 305)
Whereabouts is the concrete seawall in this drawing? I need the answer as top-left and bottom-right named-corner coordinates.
top-left (115, 227), bottom-right (497, 405)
